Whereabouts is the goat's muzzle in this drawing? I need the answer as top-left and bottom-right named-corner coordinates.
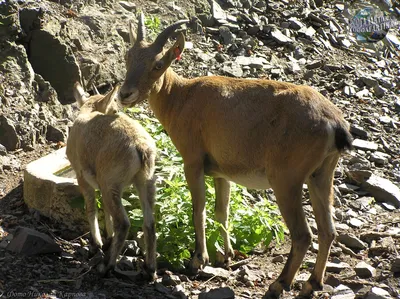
top-left (119, 88), bottom-right (140, 107)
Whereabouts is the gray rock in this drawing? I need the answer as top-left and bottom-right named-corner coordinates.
top-left (350, 124), bottom-right (369, 139)
top-left (337, 233), bottom-right (367, 250)
top-left (199, 266), bottom-right (230, 279)
top-left (6, 227), bottom-right (61, 255)
top-left (198, 13), bottom-right (215, 27)
top-left (197, 52), bottom-right (214, 62)
top-left (172, 284), bottom-right (187, 299)
top-left (331, 284), bottom-right (355, 299)
top-left (369, 237), bottom-right (396, 256)
top-left (352, 139), bottom-right (378, 151)
top-left (391, 256), bottom-right (400, 273)
top-left (235, 56), bottom-right (267, 69)
top-left (0, 155), bottom-right (21, 171)
top-left (355, 261), bottom-right (376, 278)
top-left (338, 183), bottom-right (359, 193)
top-left (307, 259), bottom-right (350, 273)
top-left (222, 62), bottom-right (243, 77)
top-left (370, 151), bottom-right (390, 166)
top-left (46, 124), bottom-right (66, 143)
top-left (270, 28), bottom-right (293, 44)
top-left (154, 282), bottom-right (170, 294)
top-left (378, 115), bottom-right (392, 124)
top-left (162, 274), bottom-right (181, 286)
top-left (362, 174), bottom-right (400, 207)
top-left (366, 287), bottom-right (391, 299)
top-left (349, 218), bottom-right (364, 228)
top-left (361, 76), bottom-right (379, 88)
top-left (237, 267), bottom-right (265, 282)
top-left (343, 85), bottom-right (356, 97)
top-left (199, 287), bottom-right (235, 299)
top-left (124, 240), bottom-right (140, 256)
top-left (288, 17), bottom-right (305, 30)
top-left (119, 1), bottom-right (136, 11)
top-left (373, 85), bottom-right (387, 97)
top-left (394, 97), bottom-right (400, 112)
top-left (0, 115), bottom-right (20, 150)
top-left (0, 144), bottom-right (8, 156)
top-left (219, 26), bottom-right (235, 45)
top-left (29, 29), bottom-right (81, 104)
top-left (340, 39), bottom-right (352, 48)
top-left (304, 26), bottom-right (316, 38)
top-left (306, 60), bottom-right (322, 69)
top-left (211, 0), bottom-right (227, 22)
top-left (326, 261), bottom-right (351, 273)
top-left (272, 255), bottom-right (284, 263)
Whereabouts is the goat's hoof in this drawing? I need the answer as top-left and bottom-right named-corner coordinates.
top-left (188, 251), bottom-right (209, 274)
top-left (143, 264), bottom-right (157, 281)
top-left (264, 280), bottom-right (290, 299)
top-left (97, 262), bottom-right (114, 277)
top-left (299, 279), bottom-right (321, 297)
top-left (263, 290), bottom-right (281, 299)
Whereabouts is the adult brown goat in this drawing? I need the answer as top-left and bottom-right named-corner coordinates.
top-left (119, 14), bottom-right (352, 298)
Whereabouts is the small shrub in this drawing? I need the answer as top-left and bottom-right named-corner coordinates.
top-left (120, 107), bottom-right (285, 269)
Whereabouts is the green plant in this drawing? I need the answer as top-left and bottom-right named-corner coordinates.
top-left (144, 15), bottom-right (161, 38)
top-left (119, 107), bottom-right (285, 270)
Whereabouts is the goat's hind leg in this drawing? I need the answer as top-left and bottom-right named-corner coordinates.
top-left (77, 175), bottom-right (103, 252)
top-left (300, 154), bottom-right (339, 297)
top-left (97, 186), bottom-right (130, 275)
top-left (134, 175), bottom-right (157, 280)
top-left (265, 182), bottom-right (311, 299)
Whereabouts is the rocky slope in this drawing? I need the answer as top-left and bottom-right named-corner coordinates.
top-left (0, 0), bottom-right (400, 298)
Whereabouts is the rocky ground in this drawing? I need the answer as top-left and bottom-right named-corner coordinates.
top-left (0, 0), bottom-right (400, 298)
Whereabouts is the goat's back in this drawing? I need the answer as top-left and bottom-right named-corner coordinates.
top-left (152, 75), bottom-right (349, 183)
top-left (67, 112), bottom-right (156, 188)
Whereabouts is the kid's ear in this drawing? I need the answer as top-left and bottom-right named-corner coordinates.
top-left (163, 32), bottom-right (186, 65)
top-left (98, 85), bottom-right (120, 115)
top-left (73, 82), bottom-right (87, 107)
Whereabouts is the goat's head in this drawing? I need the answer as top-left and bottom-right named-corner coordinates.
top-left (119, 13), bottom-right (189, 107)
top-left (73, 82), bottom-right (120, 115)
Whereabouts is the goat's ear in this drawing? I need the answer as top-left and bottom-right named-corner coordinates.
top-left (98, 85), bottom-right (120, 115)
top-left (129, 22), bottom-right (136, 45)
top-left (163, 32), bottom-right (186, 65)
top-left (73, 82), bottom-right (87, 107)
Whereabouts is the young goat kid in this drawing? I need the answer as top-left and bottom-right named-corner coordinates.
top-left (119, 15), bottom-right (353, 298)
top-left (66, 82), bottom-right (157, 278)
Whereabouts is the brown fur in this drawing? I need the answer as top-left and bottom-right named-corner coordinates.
top-left (66, 83), bottom-right (157, 279)
top-left (119, 17), bottom-right (352, 298)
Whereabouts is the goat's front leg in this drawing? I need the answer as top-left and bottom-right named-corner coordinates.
top-left (184, 163), bottom-right (208, 272)
top-left (214, 178), bottom-right (234, 267)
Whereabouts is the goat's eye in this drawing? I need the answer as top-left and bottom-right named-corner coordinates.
top-left (154, 60), bottom-right (164, 70)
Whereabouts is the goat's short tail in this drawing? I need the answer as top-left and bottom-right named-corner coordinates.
top-left (334, 124), bottom-right (353, 152)
top-left (137, 146), bottom-right (155, 178)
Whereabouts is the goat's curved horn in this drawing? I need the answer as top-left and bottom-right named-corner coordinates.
top-left (137, 12), bottom-right (146, 42)
top-left (153, 19), bottom-right (189, 52)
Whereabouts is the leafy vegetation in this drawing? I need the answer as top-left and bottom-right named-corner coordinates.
top-left (144, 15), bottom-right (161, 39)
top-left (119, 107), bottom-right (286, 270)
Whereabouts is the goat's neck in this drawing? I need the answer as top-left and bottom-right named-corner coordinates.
top-left (148, 67), bottom-right (188, 132)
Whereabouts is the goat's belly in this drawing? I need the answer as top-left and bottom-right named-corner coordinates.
top-left (215, 172), bottom-right (272, 190)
